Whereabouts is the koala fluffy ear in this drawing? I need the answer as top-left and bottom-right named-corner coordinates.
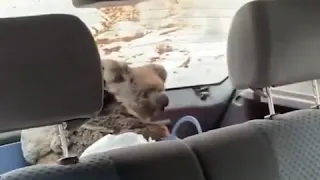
top-left (149, 64), bottom-right (167, 81)
top-left (101, 59), bottom-right (131, 84)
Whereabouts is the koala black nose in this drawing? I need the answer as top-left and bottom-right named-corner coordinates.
top-left (150, 93), bottom-right (169, 111)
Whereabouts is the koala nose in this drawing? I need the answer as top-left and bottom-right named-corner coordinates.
top-left (150, 93), bottom-right (169, 111)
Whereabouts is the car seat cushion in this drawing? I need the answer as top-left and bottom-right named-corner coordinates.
top-left (251, 109), bottom-right (320, 180)
top-left (184, 122), bottom-right (279, 180)
top-left (0, 154), bottom-right (120, 180)
top-left (105, 140), bottom-right (206, 180)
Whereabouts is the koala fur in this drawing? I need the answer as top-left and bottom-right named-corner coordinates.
top-left (20, 60), bottom-right (170, 165)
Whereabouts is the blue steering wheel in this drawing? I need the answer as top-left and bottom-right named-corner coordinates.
top-left (163, 116), bottom-right (202, 140)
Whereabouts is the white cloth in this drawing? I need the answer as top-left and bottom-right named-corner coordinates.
top-left (80, 132), bottom-right (156, 158)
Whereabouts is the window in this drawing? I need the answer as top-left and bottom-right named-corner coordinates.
top-left (0, 0), bottom-right (251, 89)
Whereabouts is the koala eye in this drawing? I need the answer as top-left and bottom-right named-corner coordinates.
top-left (113, 74), bottom-right (125, 83)
top-left (121, 63), bottom-right (131, 75)
top-left (141, 87), bottom-right (157, 98)
top-left (148, 87), bottom-right (162, 93)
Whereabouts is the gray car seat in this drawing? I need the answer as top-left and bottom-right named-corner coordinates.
top-left (183, 1), bottom-right (320, 180)
top-left (227, 0), bottom-right (320, 116)
top-left (0, 13), bottom-right (104, 145)
top-left (0, 13), bottom-right (204, 180)
top-left (184, 109), bottom-right (320, 180)
top-left (0, 13), bottom-right (103, 173)
top-left (0, 13), bottom-right (202, 180)
top-left (0, 13), bottom-right (205, 180)
top-left (1, 141), bottom-right (206, 180)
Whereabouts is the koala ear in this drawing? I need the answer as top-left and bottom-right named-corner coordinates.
top-left (101, 59), bottom-right (131, 83)
top-left (149, 64), bottom-right (167, 81)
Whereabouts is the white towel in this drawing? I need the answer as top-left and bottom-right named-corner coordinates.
top-left (80, 132), bottom-right (156, 158)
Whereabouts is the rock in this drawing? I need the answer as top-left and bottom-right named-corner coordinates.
top-left (155, 43), bottom-right (173, 55)
top-left (101, 51), bottom-right (127, 62)
top-left (101, 42), bottom-right (124, 55)
top-left (95, 21), bottom-right (148, 46)
top-left (157, 51), bottom-right (191, 71)
top-left (159, 18), bottom-right (180, 29)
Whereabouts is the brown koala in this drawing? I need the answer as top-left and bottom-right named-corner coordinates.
top-left (102, 59), bottom-right (168, 121)
top-left (74, 60), bottom-right (170, 141)
top-left (21, 60), bottom-right (170, 165)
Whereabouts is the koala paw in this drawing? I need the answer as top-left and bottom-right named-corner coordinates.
top-left (137, 123), bottom-right (170, 141)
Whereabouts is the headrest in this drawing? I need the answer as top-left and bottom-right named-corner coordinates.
top-left (227, 0), bottom-right (320, 89)
top-left (0, 14), bottom-right (103, 132)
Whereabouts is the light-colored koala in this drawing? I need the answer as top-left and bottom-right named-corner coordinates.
top-left (21, 125), bottom-right (62, 165)
top-left (21, 60), bottom-right (170, 165)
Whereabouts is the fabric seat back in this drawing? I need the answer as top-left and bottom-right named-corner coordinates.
top-left (217, 0), bottom-right (320, 179)
top-left (0, 14), bottom-right (103, 132)
top-left (184, 109), bottom-right (320, 180)
top-left (184, 121), bottom-right (278, 180)
top-left (1, 140), bottom-right (206, 180)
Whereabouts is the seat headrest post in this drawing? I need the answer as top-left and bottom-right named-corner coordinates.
top-left (58, 123), bottom-right (69, 158)
top-left (311, 80), bottom-right (320, 109)
top-left (264, 87), bottom-right (276, 119)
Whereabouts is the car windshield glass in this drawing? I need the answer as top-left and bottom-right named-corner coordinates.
top-left (0, 0), bottom-right (252, 89)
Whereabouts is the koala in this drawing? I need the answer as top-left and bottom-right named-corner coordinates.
top-left (102, 59), bottom-right (168, 121)
top-left (20, 125), bottom-right (64, 165)
top-left (20, 60), bottom-right (170, 165)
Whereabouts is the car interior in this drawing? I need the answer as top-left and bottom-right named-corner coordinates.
top-left (1, 0), bottom-right (320, 179)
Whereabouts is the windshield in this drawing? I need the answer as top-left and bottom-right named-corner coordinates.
top-left (0, 0), bottom-right (251, 89)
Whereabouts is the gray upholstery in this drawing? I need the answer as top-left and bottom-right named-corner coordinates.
top-left (261, 109), bottom-right (320, 179)
top-left (227, 0), bottom-right (320, 89)
top-left (223, 1), bottom-right (320, 179)
top-left (184, 109), bottom-right (320, 180)
top-left (0, 154), bottom-right (119, 180)
top-left (184, 121), bottom-right (279, 180)
top-left (1, 141), bottom-right (206, 180)
top-left (0, 14), bottom-right (103, 132)
top-left (104, 141), bottom-right (205, 180)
